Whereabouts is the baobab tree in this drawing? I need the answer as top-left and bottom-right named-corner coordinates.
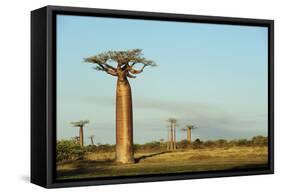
top-left (70, 120), bottom-right (89, 147)
top-left (85, 49), bottom-right (156, 163)
top-left (159, 138), bottom-right (164, 151)
top-left (166, 125), bottom-right (171, 150)
top-left (167, 118), bottom-right (178, 150)
top-left (88, 128), bottom-right (95, 145)
top-left (182, 124), bottom-right (197, 143)
top-left (88, 135), bottom-right (94, 145)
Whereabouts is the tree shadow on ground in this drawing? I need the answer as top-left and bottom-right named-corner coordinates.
top-left (135, 151), bottom-right (169, 163)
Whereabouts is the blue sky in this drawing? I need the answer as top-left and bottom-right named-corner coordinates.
top-left (57, 15), bottom-right (268, 144)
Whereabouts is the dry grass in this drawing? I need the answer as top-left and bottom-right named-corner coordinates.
top-left (57, 146), bottom-right (268, 180)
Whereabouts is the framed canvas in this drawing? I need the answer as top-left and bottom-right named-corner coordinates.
top-left (31, 5), bottom-right (274, 188)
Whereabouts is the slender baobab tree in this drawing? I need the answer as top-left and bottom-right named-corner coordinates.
top-left (166, 125), bottom-right (170, 150)
top-left (160, 138), bottom-right (164, 151)
top-left (182, 124), bottom-right (197, 143)
top-left (85, 49), bottom-right (156, 163)
top-left (173, 120), bottom-right (177, 150)
top-left (71, 120), bottom-right (89, 147)
top-left (88, 128), bottom-right (94, 145)
top-left (167, 118), bottom-right (177, 150)
top-left (88, 135), bottom-right (94, 145)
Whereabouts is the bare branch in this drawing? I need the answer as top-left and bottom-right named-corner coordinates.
top-left (128, 64), bottom-right (147, 74)
top-left (91, 64), bottom-right (117, 75)
top-left (106, 69), bottom-right (118, 76)
top-left (103, 63), bottom-right (117, 71)
top-left (127, 72), bottom-right (136, 79)
top-left (93, 66), bottom-right (104, 71)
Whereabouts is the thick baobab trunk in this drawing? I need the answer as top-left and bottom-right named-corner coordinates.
top-left (115, 78), bottom-right (134, 163)
top-left (187, 128), bottom-right (191, 143)
top-left (79, 126), bottom-right (84, 147)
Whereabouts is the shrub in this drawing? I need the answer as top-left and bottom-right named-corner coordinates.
top-left (56, 140), bottom-right (86, 162)
top-left (177, 140), bottom-right (188, 149)
top-left (236, 139), bottom-right (251, 146)
top-left (133, 141), bottom-right (165, 152)
top-left (203, 140), bottom-right (216, 147)
top-left (192, 138), bottom-right (204, 149)
top-left (252, 136), bottom-right (268, 146)
top-left (214, 139), bottom-right (228, 147)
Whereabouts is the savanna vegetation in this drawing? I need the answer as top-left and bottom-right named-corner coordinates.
top-left (56, 136), bottom-right (268, 180)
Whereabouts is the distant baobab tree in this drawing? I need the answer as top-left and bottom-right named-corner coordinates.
top-left (167, 118), bottom-right (178, 150)
top-left (166, 125), bottom-right (170, 150)
top-left (88, 135), bottom-right (94, 145)
top-left (160, 138), bottom-right (164, 151)
top-left (85, 49), bottom-right (156, 163)
top-left (88, 128), bottom-right (95, 145)
top-left (70, 120), bottom-right (89, 147)
top-left (182, 124), bottom-right (197, 143)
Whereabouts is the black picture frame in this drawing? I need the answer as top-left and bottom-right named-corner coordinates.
top-left (31, 5), bottom-right (274, 188)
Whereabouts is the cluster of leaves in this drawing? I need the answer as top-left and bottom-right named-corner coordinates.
top-left (56, 140), bottom-right (86, 162)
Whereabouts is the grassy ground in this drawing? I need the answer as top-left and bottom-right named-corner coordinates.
top-left (56, 146), bottom-right (268, 180)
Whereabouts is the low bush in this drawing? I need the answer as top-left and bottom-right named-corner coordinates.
top-left (56, 140), bottom-right (86, 162)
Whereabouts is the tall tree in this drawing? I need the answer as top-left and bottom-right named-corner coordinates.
top-left (159, 138), bottom-right (164, 151)
top-left (166, 125), bottom-right (171, 150)
top-left (71, 120), bottom-right (89, 147)
top-left (85, 49), bottom-right (156, 163)
top-left (88, 128), bottom-right (94, 145)
top-left (88, 135), bottom-right (94, 145)
top-left (182, 124), bottom-right (197, 143)
top-left (167, 118), bottom-right (177, 150)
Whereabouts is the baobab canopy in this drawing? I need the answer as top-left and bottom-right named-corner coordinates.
top-left (84, 49), bottom-right (157, 78)
top-left (186, 125), bottom-right (197, 130)
top-left (71, 120), bottom-right (89, 127)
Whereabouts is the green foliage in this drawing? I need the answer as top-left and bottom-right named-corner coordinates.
top-left (252, 136), bottom-right (268, 146)
top-left (71, 120), bottom-right (89, 127)
top-left (214, 139), bottom-right (228, 147)
top-left (85, 144), bottom-right (115, 152)
top-left (192, 138), bottom-right (203, 149)
top-left (56, 140), bottom-right (86, 162)
top-left (203, 140), bottom-right (216, 147)
top-left (236, 139), bottom-right (250, 146)
top-left (85, 49), bottom-right (157, 67)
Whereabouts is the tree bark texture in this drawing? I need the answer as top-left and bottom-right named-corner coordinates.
top-left (79, 126), bottom-right (84, 147)
top-left (173, 128), bottom-right (176, 150)
top-left (188, 128), bottom-right (191, 143)
top-left (115, 78), bottom-right (134, 163)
